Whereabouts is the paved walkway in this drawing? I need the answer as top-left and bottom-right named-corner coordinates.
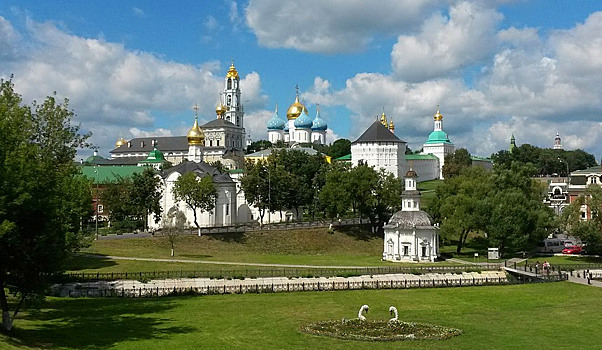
top-left (567, 270), bottom-right (602, 288)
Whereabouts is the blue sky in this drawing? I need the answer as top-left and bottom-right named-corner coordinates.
top-left (1, 1), bottom-right (602, 159)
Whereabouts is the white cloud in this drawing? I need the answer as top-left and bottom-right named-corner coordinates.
top-left (245, 0), bottom-right (443, 53)
top-left (204, 16), bottom-right (218, 31)
top-left (392, 1), bottom-right (503, 82)
top-left (0, 17), bottom-right (267, 157)
top-left (129, 127), bottom-right (174, 138)
top-left (132, 7), bottom-right (146, 18)
top-left (0, 16), bottom-right (21, 60)
top-left (243, 109), bottom-right (272, 141)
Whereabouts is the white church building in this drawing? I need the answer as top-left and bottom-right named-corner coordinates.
top-left (383, 168), bottom-right (439, 262)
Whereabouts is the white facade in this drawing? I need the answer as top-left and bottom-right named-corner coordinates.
top-left (421, 108), bottom-right (455, 179)
top-left (351, 142), bottom-right (406, 178)
top-left (383, 170), bottom-right (439, 262)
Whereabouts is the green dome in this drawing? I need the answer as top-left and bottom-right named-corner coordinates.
top-left (425, 130), bottom-right (452, 144)
top-left (142, 147), bottom-right (165, 163)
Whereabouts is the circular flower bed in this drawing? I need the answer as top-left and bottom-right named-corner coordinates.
top-left (300, 319), bottom-right (462, 341)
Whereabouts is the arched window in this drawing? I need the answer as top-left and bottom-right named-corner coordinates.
top-left (227, 79), bottom-right (232, 89)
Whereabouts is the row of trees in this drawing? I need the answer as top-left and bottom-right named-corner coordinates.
top-left (561, 185), bottom-right (602, 255)
top-left (429, 163), bottom-right (555, 255)
top-left (246, 139), bottom-right (352, 160)
top-left (491, 144), bottom-right (596, 176)
top-left (240, 150), bottom-right (403, 231)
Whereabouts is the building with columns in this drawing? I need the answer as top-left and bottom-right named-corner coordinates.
top-left (382, 168), bottom-right (439, 262)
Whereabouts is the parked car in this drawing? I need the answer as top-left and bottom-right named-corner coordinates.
top-left (562, 246), bottom-right (582, 254)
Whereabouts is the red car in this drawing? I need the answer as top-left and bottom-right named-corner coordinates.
top-left (562, 246), bottom-right (582, 254)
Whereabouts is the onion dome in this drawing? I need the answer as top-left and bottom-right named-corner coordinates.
top-left (286, 87), bottom-right (308, 120)
top-left (311, 105), bottom-right (327, 131)
top-left (215, 102), bottom-right (227, 118)
top-left (187, 116), bottom-right (205, 145)
top-left (226, 62), bottom-right (239, 79)
top-left (115, 137), bottom-right (127, 148)
top-left (85, 150), bottom-right (105, 164)
top-left (267, 104), bottom-right (286, 130)
top-left (389, 119), bottom-right (395, 132)
top-left (434, 106), bottom-right (443, 121)
top-left (380, 111), bottom-right (388, 126)
top-left (294, 110), bottom-right (313, 129)
top-left (405, 168), bottom-right (417, 178)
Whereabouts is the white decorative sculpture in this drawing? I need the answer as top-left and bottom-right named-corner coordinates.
top-left (389, 306), bottom-right (398, 323)
top-left (358, 304), bottom-right (369, 321)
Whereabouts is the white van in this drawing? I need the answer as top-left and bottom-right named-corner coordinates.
top-left (536, 239), bottom-right (565, 253)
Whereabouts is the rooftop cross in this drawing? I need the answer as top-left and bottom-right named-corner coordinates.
top-left (193, 103), bottom-right (199, 117)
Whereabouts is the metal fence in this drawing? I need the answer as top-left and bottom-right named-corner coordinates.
top-left (59, 275), bottom-right (513, 298)
top-left (63, 264), bottom-right (501, 282)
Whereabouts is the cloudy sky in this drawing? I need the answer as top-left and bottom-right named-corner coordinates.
top-left (1, 1), bottom-right (602, 159)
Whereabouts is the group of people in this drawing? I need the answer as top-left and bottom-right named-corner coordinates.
top-left (535, 260), bottom-right (551, 273)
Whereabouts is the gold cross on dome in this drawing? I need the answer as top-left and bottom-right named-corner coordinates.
top-left (193, 104), bottom-right (199, 116)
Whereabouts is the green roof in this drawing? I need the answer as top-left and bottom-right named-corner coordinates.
top-left (424, 130), bottom-right (452, 144)
top-left (405, 153), bottom-right (438, 160)
top-left (80, 166), bottom-right (145, 184)
top-left (228, 168), bottom-right (245, 174)
top-left (471, 156), bottom-right (492, 162)
top-left (139, 147), bottom-right (165, 163)
top-left (572, 165), bottom-right (602, 175)
top-left (335, 154), bottom-right (352, 161)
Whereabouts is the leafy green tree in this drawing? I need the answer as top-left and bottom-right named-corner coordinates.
top-left (442, 148), bottom-right (472, 179)
top-left (240, 159), bottom-right (270, 223)
top-left (0, 79), bottom-right (91, 331)
top-left (319, 163), bottom-right (352, 221)
top-left (329, 139), bottom-right (351, 159)
top-left (348, 162), bottom-right (378, 218)
top-left (173, 172), bottom-right (217, 236)
top-left (131, 167), bottom-right (162, 231)
top-left (371, 169), bottom-right (403, 229)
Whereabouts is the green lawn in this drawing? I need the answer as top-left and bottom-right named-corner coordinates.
top-left (83, 227), bottom-right (386, 266)
top-left (2, 282), bottom-right (600, 349)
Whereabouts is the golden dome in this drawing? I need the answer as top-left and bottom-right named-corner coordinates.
top-left (286, 93), bottom-right (308, 120)
top-left (226, 62), bottom-right (239, 79)
top-left (115, 137), bottom-right (127, 148)
top-left (434, 106), bottom-right (443, 121)
top-left (380, 111), bottom-right (388, 126)
top-left (187, 117), bottom-right (205, 145)
top-left (216, 102), bottom-right (227, 118)
top-left (389, 119), bottom-right (395, 132)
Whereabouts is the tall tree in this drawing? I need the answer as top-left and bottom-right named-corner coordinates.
top-left (319, 163), bottom-right (352, 221)
top-left (130, 167), bottom-right (162, 231)
top-left (0, 79), bottom-right (91, 331)
top-left (329, 139), bottom-right (351, 159)
top-left (173, 172), bottom-right (217, 236)
top-left (442, 148), bottom-right (472, 179)
top-left (240, 159), bottom-right (270, 223)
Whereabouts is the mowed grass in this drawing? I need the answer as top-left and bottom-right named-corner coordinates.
top-left (2, 282), bottom-right (600, 350)
top-left (82, 227), bottom-right (391, 267)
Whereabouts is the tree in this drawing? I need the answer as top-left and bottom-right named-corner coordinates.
top-left (163, 206), bottom-right (187, 256)
top-left (240, 159), bottom-right (270, 223)
top-left (0, 79), bottom-right (91, 331)
top-left (329, 139), bottom-right (351, 159)
top-left (246, 140), bottom-right (272, 154)
top-left (173, 172), bottom-right (217, 236)
top-left (442, 148), bottom-right (472, 179)
top-left (131, 167), bottom-right (162, 231)
top-left (319, 163), bottom-right (352, 221)
top-left (562, 184), bottom-right (602, 254)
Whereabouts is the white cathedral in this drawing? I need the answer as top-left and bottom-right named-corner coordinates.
top-left (267, 87), bottom-right (328, 145)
